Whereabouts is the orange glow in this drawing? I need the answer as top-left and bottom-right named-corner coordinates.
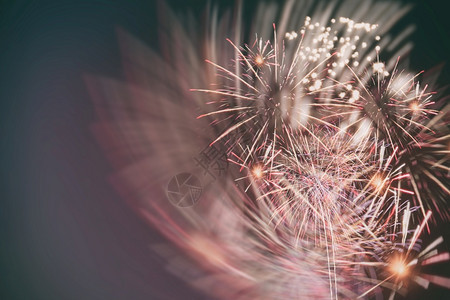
top-left (189, 234), bottom-right (226, 268)
top-left (409, 101), bottom-right (419, 112)
top-left (252, 165), bottom-right (264, 179)
top-left (390, 259), bottom-right (408, 277)
top-left (255, 55), bottom-right (265, 67)
top-left (371, 174), bottom-right (385, 191)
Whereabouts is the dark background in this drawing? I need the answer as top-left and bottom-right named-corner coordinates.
top-left (0, 0), bottom-right (449, 299)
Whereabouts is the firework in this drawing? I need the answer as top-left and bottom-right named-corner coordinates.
top-left (87, 0), bottom-right (449, 299)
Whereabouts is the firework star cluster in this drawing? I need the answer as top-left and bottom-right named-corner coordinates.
top-left (87, 0), bottom-right (450, 299)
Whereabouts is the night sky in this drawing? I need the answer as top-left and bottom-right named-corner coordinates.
top-left (1, 0), bottom-right (449, 299)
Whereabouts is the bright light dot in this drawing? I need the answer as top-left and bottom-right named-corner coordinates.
top-left (255, 55), bottom-right (265, 66)
top-left (409, 101), bottom-right (420, 112)
top-left (314, 80), bottom-right (322, 89)
top-left (350, 90), bottom-right (360, 102)
top-left (391, 259), bottom-right (408, 277)
top-left (252, 165), bottom-right (264, 179)
top-left (373, 62), bottom-right (385, 73)
top-left (371, 174), bottom-right (385, 191)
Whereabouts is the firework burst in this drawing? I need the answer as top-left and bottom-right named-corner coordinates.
top-left (87, 0), bottom-right (449, 299)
